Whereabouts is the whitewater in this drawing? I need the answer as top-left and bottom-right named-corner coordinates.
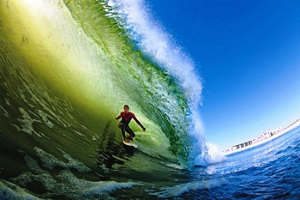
top-left (0, 0), bottom-right (299, 199)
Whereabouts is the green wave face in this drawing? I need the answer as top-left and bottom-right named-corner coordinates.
top-left (0, 1), bottom-right (208, 198)
top-left (0, 0), bottom-right (201, 173)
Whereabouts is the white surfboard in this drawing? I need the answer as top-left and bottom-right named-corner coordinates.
top-left (123, 140), bottom-right (138, 148)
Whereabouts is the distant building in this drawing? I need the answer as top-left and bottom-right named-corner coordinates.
top-left (222, 119), bottom-right (300, 155)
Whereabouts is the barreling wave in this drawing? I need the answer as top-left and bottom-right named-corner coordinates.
top-left (103, 0), bottom-right (207, 166)
top-left (0, 0), bottom-right (206, 172)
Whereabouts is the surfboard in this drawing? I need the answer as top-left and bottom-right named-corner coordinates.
top-left (123, 140), bottom-right (138, 148)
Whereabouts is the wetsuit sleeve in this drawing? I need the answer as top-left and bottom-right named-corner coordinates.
top-left (115, 112), bottom-right (122, 120)
top-left (133, 114), bottom-right (143, 128)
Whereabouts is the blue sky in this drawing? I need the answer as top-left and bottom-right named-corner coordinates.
top-left (148, 0), bottom-right (300, 149)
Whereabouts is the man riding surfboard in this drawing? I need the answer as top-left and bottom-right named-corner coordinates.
top-left (115, 105), bottom-right (146, 142)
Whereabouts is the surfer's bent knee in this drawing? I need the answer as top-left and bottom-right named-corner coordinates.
top-left (118, 122), bottom-right (124, 129)
top-left (125, 127), bottom-right (135, 138)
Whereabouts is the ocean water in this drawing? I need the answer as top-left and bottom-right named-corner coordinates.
top-left (0, 0), bottom-right (299, 199)
top-left (178, 126), bottom-right (300, 200)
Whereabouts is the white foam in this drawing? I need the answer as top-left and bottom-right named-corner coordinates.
top-left (164, 163), bottom-right (185, 170)
top-left (105, 0), bottom-right (206, 166)
top-left (36, 109), bottom-right (55, 128)
top-left (10, 154), bottom-right (140, 199)
top-left (83, 179), bottom-right (140, 196)
top-left (206, 142), bottom-right (227, 164)
top-left (152, 179), bottom-right (222, 198)
top-left (34, 147), bottom-right (91, 173)
top-left (0, 179), bottom-right (42, 200)
top-left (15, 107), bottom-right (43, 138)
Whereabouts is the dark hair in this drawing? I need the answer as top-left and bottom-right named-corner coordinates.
top-left (123, 105), bottom-right (129, 109)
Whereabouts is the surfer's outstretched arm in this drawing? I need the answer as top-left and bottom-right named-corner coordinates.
top-left (115, 113), bottom-right (121, 120)
top-left (133, 114), bottom-right (146, 131)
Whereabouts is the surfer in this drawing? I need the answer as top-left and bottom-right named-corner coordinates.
top-left (115, 105), bottom-right (146, 142)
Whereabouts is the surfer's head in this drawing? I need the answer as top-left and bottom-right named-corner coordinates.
top-left (123, 105), bottom-right (129, 113)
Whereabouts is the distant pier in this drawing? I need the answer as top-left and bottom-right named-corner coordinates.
top-left (222, 119), bottom-right (300, 155)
